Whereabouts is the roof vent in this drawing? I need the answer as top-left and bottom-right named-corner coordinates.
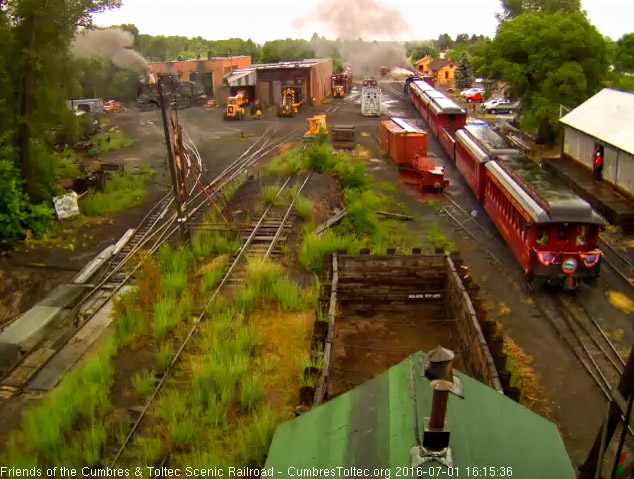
top-left (426, 346), bottom-right (454, 382)
top-left (410, 379), bottom-right (454, 470)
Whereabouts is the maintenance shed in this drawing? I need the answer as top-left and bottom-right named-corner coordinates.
top-left (265, 350), bottom-right (575, 478)
top-left (149, 55), bottom-right (251, 95)
top-left (255, 58), bottom-right (333, 107)
top-left (560, 88), bottom-right (634, 198)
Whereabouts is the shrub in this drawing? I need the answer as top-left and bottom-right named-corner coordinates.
top-left (299, 230), bottom-right (363, 273)
top-left (0, 156), bottom-right (53, 240)
top-left (266, 149), bottom-right (306, 175)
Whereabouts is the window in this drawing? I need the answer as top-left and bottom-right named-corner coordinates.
top-left (536, 226), bottom-right (549, 246)
top-left (576, 225), bottom-right (587, 246)
top-left (557, 226), bottom-right (568, 241)
top-left (445, 71), bottom-right (449, 79)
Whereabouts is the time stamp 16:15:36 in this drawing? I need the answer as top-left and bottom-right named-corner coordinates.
top-left (398, 466), bottom-right (513, 476)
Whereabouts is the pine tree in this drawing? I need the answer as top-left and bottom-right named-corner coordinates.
top-left (455, 52), bottom-right (473, 89)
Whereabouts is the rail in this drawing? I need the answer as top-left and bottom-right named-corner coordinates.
top-left (110, 172), bottom-right (313, 465)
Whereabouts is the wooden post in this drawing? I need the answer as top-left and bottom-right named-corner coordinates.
top-left (314, 254), bottom-right (338, 406)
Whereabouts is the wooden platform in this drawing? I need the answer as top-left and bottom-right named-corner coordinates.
top-left (542, 156), bottom-right (634, 233)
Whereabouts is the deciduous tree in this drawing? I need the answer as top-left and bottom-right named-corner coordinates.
top-left (498, 0), bottom-right (581, 20)
top-left (614, 33), bottom-right (634, 72)
top-left (483, 11), bottom-right (608, 141)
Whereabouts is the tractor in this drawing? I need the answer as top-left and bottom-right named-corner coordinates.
top-left (303, 114), bottom-right (328, 142)
top-left (277, 87), bottom-right (303, 117)
top-left (224, 90), bottom-right (248, 120)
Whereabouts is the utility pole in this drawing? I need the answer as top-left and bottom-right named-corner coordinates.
top-left (158, 78), bottom-right (191, 245)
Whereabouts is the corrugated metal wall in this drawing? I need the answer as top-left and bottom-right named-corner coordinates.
top-left (564, 126), bottom-right (634, 196)
top-left (563, 127), bottom-right (594, 169)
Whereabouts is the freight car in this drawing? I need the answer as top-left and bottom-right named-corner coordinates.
top-left (405, 77), bottom-right (605, 289)
top-left (380, 117), bottom-right (448, 192)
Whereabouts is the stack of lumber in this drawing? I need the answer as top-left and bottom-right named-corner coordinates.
top-left (332, 125), bottom-right (355, 150)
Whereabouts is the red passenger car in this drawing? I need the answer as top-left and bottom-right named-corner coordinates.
top-left (484, 156), bottom-right (605, 289)
top-left (454, 122), bottom-right (519, 200)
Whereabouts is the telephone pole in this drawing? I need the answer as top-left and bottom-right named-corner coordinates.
top-left (158, 77), bottom-right (191, 245)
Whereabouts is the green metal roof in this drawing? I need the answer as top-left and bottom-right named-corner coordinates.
top-left (265, 351), bottom-right (574, 478)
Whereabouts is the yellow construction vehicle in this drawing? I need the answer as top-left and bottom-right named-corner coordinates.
top-left (224, 91), bottom-right (247, 120)
top-left (303, 114), bottom-right (328, 141)
top-left (278, 87), bottom-right (303, 117)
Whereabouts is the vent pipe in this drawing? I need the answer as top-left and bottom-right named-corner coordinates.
top-left (426, 346), bottom-right (454, 382)
top-left (423, 379), bottom-right (452, 451)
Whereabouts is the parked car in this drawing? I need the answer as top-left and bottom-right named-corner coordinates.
top-left (482, 100), bottom-right (518, 114)
top-left (460, 87), bottom-right (484, 98)
top-left (462, 90), bottom-right (483, 102)
top-left (482, 98), bottom-right (506, 109)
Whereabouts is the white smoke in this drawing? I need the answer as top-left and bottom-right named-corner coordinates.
top-left (72, 28), bottom-right (148, 74)
top-left (389, 67), bottom-right (414, 80)
top-left (294, 0), bottom-right (413, 40)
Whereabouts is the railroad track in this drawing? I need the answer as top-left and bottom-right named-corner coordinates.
top-left (110, 172), bottom-right (312, 465)
top-left (324, 89), bottom-right (360, 114)
top-left (599, 236), bottom-right (634, 292)
top-left (0, 124), bottom-right (299, 398)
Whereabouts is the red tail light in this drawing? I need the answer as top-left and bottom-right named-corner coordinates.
top-left (580, 252), bottom-right (600, 268)
top-left (537, 251), bottom-right (557, 266)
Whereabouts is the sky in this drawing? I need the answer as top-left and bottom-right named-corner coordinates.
top-left (92, 0), bottom-right (633, 42)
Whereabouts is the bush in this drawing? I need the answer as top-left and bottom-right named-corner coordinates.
top-left (294, 195), bottom-right (313, 221)
top-left (0, 156), bottom-right (53, 240)
top-left (266, 149), bottom-right (306, 175)
top-left (299, 230), bottom-right (363, 273)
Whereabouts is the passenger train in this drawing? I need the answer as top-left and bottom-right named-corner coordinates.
top-left (403, 77), bottom-right (606, 289)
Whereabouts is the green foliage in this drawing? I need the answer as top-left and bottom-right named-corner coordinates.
top-left (498, 0), bottom-right (581, 20)
top-left (455, 51), bottom-right (474, 89)
top-left (240, 375), bottom-right (263, 411)
top-left (606, 71), bottom-right (634, 93)
top-left (192, 231), bottom-right (238, 258)
top-left (156, 341), bottom-right (174, 371)
top-left (263, 183), bottom-right (284, 207)
top-left (158, 390), bottom-right (200, 446)
top-left (200, 259), bottom-right (228, 293)
top-left (17, 338), bottom-right (116, 464)
top-left (407, 42), bottom-right (439, 63)
top-left (614, 33), bottom-right (634, 73)
top-left (266, 149), bottom-right (306, 175)
top-left (300, 230), bottom-right (363, 273)
top-left (153, 296), bottom-right (178, 340)
top-left (237, 406), bottom-right (277, 467)
top-left (132, 369), bottom-right (155, 395)
top-left (91, 130), bottom-right (133, 153)
top-left (81, 170), bottom-right (152, 217)
top-left (0, 155), bottom-right (53, 239)
top-left (260, 39), bottom-right (315, 62)
top-left (294, 195), bottom-right (313, 221)
top-left (483, 11), bottom-right (608, 141)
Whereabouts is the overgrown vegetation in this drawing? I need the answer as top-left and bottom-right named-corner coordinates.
top-left (81, 169), bottom-right (153, 217)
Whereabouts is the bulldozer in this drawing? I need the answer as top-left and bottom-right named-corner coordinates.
top-left (277, 87), bottom-right (303, 117)
top-left (303, 114), bottom-right (328, 142)
top-left (224, 90), bottom-right (248, 120)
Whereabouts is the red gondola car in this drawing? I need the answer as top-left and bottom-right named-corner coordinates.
top-left (404, 77), bottom-right (606, 289)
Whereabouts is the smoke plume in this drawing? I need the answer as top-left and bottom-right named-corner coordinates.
top-left (389, 67), bottom-right (414, 80)
top-left (294, 0), bottom-right (413, 40)
top-left (338, 41), bottom-right (409, 76)
top-left (72, 28), bottom-right (148, 74)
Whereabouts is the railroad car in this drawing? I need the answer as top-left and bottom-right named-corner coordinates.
top-left (484, 155), bottom-right (605, 289)
top-left (403, 78), bottom-right (606, 289)
top-left (454, 122), bottom-right (519, 199)
top-left (380, 117), bottom-right (448, 192)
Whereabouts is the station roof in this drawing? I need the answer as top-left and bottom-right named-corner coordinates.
top-left (560, 88), bottom-right (634, 154)
top-left (493, 155), bottom-right (606, 225)
top-left (265, 351), bottom-right (574, 477)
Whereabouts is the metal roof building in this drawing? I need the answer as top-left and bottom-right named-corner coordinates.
top-left (560, 88), bottom-right (634, 197)
top-left (265, 351), bottom-right (575, 478)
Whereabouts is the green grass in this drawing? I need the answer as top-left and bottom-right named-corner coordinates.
top-left (300, 230), bottom-right (363, 273)
top-left (201, 261), bottom-right (227, 293)
top-left (158, 390), bottom-right (199, 447)
top-left (240, 375), bottom-right (263, 411)
top-left (294, 195), bottom-right (313, 221)
top-left (80, 423), bottom-right (107, 466)
top-left (425, 223), bottom-right (457, 252)
top-left (192, 231), bottom-right (239, 258)
top-left (113, 294), bottom-right (145, 346)
top-left (131, 436), bottom-right (162, 466)
top-left (156, 341), bottom-right (174, 372)
top-left (237, 406), bottom-right (277, 467)
top-left (160, 270), bottom-right (188, 297)
top-left (266, 148), bottom-right (306, 175)
top-left (235, 326), bottom-right (258, 356)
top-left (132, 369), bottom-right (155, 395)
top-left (153, 296), bottom-right (178, 340)
top-left (263, 183), bottom-right (284, 207)
top-left (18, 338), bottom-right (116, 463)
top-left (92, 130), bottom-right (133, 153)
top-left (81, 170), bottom-right (152, 217)
top-left (157, 244), bottom-right (195, 278)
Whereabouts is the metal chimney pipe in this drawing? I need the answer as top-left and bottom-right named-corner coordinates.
top-left (429, 380), bottom-right (453, 430)
top-left (427, 346), bottom-right (455, 382)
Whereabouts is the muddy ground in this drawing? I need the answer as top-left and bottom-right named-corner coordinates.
top-left (1, 81), bottom-right (630, 467)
